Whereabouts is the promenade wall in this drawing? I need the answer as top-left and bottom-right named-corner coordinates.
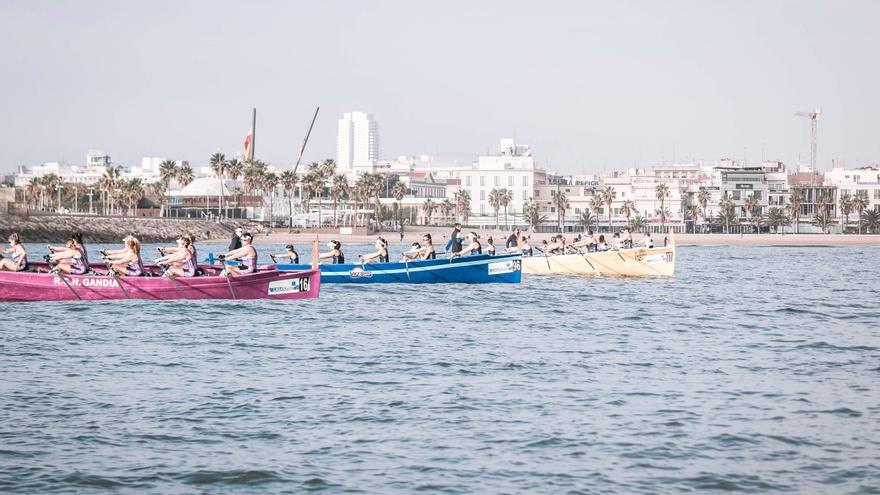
top-left (0, 214), bottom-right (243, 243)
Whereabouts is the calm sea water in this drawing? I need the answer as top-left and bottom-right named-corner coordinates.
top-left (1, 243), bottom-right (878, 494)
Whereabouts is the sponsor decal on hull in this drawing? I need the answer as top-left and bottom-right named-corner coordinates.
top-left (349, 268), bottom-right (373, 278)
top-left (488, 259), bottom-right (521, 275)
top-left (644, 252), bottom-right (673, 264)
top-left (267, 277), bottom-right (308, 295)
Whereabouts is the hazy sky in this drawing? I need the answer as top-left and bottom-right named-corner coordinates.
top-left (1, 1), bottom-right (878, 175)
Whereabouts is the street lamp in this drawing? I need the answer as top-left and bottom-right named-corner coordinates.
top-left (87, 188), bottom-right (94, 215)
top-left (55, 185), bottom-right (63, 213)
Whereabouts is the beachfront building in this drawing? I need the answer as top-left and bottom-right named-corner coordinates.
top-left (824, 162), bottom-right (880, 230)
top-left (336, 111), bottom-right (380, 177)
top-left (457, 139), bottom-right (546, 226)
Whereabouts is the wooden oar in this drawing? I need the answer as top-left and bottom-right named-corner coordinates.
top-left (102, 261), bottom-right (130, 299)
top-left (160, 264), bottom-right (190, 300)
top-left (53, 270), bottom-right (81, 300)
top-left (222, 264), bottom-right (237, 300)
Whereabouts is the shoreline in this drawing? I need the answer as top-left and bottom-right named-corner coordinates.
top-left (238, 228), bottom-right (880, 248)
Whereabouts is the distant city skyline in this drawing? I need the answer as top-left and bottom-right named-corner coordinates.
top-left (1, 1), bottom-right (878, 174)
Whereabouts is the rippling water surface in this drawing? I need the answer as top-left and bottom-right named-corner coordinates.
top-left (2, 243), bottom-right (879, 494)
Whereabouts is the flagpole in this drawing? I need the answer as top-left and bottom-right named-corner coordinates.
top-left (251, 108), bottom-right (256, 161)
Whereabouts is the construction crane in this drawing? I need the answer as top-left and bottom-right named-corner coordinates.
top-left (794, 107), bottom-right (821, 171)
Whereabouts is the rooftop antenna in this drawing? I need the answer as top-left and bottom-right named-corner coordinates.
top-left (794, 107), bottom-right (822, 171)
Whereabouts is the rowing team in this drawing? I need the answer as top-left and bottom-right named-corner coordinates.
top-left (0, 231), bottom-right (265, 278)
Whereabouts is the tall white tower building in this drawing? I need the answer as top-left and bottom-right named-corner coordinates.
top-left (336, 111), bottom-right (380, 173)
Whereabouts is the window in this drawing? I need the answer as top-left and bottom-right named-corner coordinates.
top-left (494, 176), bottom-right (500, 186)
top-left (534, 190), bottom-right (539, 197)
top-left (480, 190), bottom-right (485, 200)
top-left (480, 176), bottom-right (486, 187)
top-left (752, 191), bottom-right (762, 200)
top-left (550, 207), bottom-right (556, 213)
top-left (857, 189), bottom-right (868, 199)
top-left (874, 190), bottom-right (880, 200)
top-left (575, 208), bottom-right (581, 214)
top-left (732, 191), bottom-right (741, 200)
top-left (508, 176), bottom-right (513, 186)
top-left (522, 190), bottom-right (528, 200)
top-left (480, 204), bottom-right (485, 215)
top-left (523, 176), bottom-right (529, 187)
top-left (465, 176), bottom-right (471, 187)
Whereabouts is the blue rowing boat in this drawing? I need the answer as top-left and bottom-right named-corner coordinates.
top-left (275, 253), bottom-right (522, 284)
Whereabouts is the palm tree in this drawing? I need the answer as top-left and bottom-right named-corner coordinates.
top-left (744, 195), bottom-right (759, 233)
top-left (209, 153), bottom-right (227, 217)
top-left (861, 209), bottom-right (880, 233)
top-left (488, 188), bottom-right (503, 230)
top-left (588, 196), bottom-right (602, 232)
top-left (814, 192), bottom-right (833, 234)
top-left (100, 166), bottom-right (122, 215)
top-left (578, 209), bottom-right (596, 233)
top-left (523, 199), bottom-right (546, 232)
top-left (621, 200), bottom-right (635, 231)
top-left (159, 160), bottom-right (177, 190)
top-left (686, 205), bottom-right (702, 233)
top-left (175, 163), bottom-right (194, 187)
top-left (655, 183), bottom-right (670, 230)
top-left (122, 178), bottom-right (145, 214)
top-left (601, 185), bottom-right (616, 232)
top-left (330, 174), bottom-right (348, 227)
top-left (718, 193), bottom-right (735, 234)
top-left (279, 170), bottom-right (297, 227)
top-left (454, 189), bottom-right (472, 225)
top-left (263, 171), bottom-right (279, 227)
top-left (851, 195), bottom-right (868, 235)
top-left (788, 189), bottom-right (804, 234)
top-left (628, 211), bottom-right (647, 232)
top-left (422, 198), bottom-right (437, 226)
top-left (391, 180), bottom-right (407, 229)
top-left (440, 198), bottom-right (454, 225)
top-left (499, 188), bottom-right (513, 229)
top-left (838, 193), bottom-right (853, 233)
top-left (697, 189), bottom-right (711, 231)
top-left (766, 207), bottom-right (790, 234)
top-left (550, 189), bottom-right (569, 232)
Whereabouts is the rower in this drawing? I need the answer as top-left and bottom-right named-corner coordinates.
top-left (402, 242), bottom-right (422, 261)
top-left (0, 233), bottom-right (28, 272)
top-left (360, 238), bottom-right (390, 263)
top-left (623, 228), bottom-right (633, 249)
top-left (486, 237), bottom-right (496, 256)
top-left (596, 234), bottom-right (609, 252)
top-left (155, 235), bottom-right (196, 277)
top-left (101, 235), bottom-right (143, 276)
top-left (270, 244), bottom-right (299, 264)
top-left (640, 232), bottom-right (654, 248)
top-left (223, 232), bottom-right (258, 274)
top-left (520, 235), bottom-right (534, 257)
top-left (48, 238), bottom-right (87, 274)
top-left (420, 234), bottom-right (436, 260)
top-left (454, 232), bottom-right (482, 257)
top-left (546, 235), bottom-right (565, 255)
top-left (318, 240), bottom-right (345, 264)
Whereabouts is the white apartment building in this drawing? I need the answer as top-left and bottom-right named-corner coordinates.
top-left (458, 139), bottom-right (545, 221)
top-left (825, 163), bottom-right (880, 213)
top-left (336, 111), bottom-right (379, 176)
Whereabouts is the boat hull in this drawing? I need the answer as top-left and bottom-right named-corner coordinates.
top-left (522, 246), bottom-right (675, 277)
top-left (0, 269), bottom-right (321, 302)
top-left (276, 253), bottom-right (522, 284)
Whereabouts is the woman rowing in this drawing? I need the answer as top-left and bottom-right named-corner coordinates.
top-left (318, 240), bottom-right (345, 264)
top-left (48, 237), bottom-right (87, 274)
top-left (359, 237), bottom-right (389, 263)
top-left (270, 244), bottom-right (299, 264)
top-left (486, 236), bottom-right (496, 256)
top-left (403, 234), bottom-right (437, 261)
top-left (0, 233), bottom-right (28, 272)
top-left (155, 235), bottom-right (196, 277)
top-left (453, 232), bottom-right (482, 257)
top-left (223, 232), bottom-right (258, 274)
top-left (520, 235), bottom-right (533, 257)
top-left (101, 235), bottom-right (143, 276)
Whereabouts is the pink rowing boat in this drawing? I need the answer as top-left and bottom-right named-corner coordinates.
top-left (0, 266), bottom-right (321, 302)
